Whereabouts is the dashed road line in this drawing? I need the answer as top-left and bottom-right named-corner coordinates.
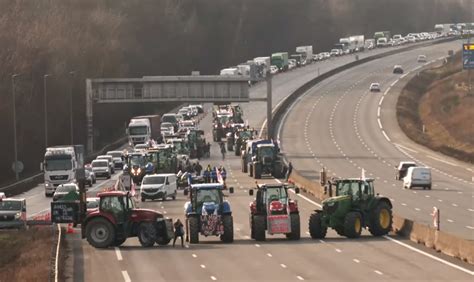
top-left (374, 270), bottom-right (383, 275)
top-left (297, 275), bottom-right (305, 281)
top-left (115, 247), bottom-right (123, 261)
top-left (210, 276), bottom-right (217, 281)
top-left (353, 259), bottom-right (360, 263)
top-left (122, 270), bottom-right (131, 282)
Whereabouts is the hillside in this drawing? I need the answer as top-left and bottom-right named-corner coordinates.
top-left (0, 0), bottom-right (472, 184)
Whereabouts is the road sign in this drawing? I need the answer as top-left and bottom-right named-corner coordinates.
top-left (462, 43), bottom-right (474, 69)
top-left (11, 161), bottom-right (24, 173)
top-left (51, 201), bottom-right (80, 223)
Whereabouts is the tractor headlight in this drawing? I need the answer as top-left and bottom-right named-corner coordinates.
top-left (15, 212), bottom-right (21, 219)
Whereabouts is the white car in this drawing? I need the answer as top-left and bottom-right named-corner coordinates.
top-left (0, 192), bottom-right (5, 199)
top-left (96, 155), bottom-right (115, 174)
top-left (140, 174), bottom-right (177, 202)
top-left (403, 167), bottom-right (432, 190)
top-left (417, 55), bottom-right (427, 63)
top-left (161, 122), bottom-right (175, 136)
top-left (269, 65), bottom-right (279, 74)
top-left (330, 49), bottom-right (341, 57)
top-left (288, 59), bottom-right (297, 70)
top-left (91, 159), bottom-right (111, 179)
top-left (369, 83), bottom-right (381, 92)
top-left (134, 143), bottom-right (149, 151)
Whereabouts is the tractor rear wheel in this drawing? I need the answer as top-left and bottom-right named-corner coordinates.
top-left (156, 236), bottom-right (172, 246)
top-left (369, 202), bottom-right (392, 236)
top-left (86, 218), bottom-right (115, 248)
top-left (138, 222), bottom-right (157, 247)
top-left (286, 214), bottom-right (300, 240)
top-left (221, 215), bottom-right (234, 243)
top-left (242, 158), bottom-right (248, 173)
top-left (344, 212), bottom-right (362, 238)
top-left (188, 217), bottom-right (200, 244)
top-left (253, 215), bottom-right (266, 241)
top-left (335, 226), bottom-right (345, 237)
top-left (308, 212), bottom-right (326, 239)
top-left (249, 163), bottom-right (253, 177)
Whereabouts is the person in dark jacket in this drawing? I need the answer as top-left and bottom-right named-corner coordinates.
top-left (211, 167), bottom-right (217, 183)
top-left (195, 161), bottom-right (202, 176)
top-left (173, 219), bottom-right (185, 247)
top-left (286, 162), bottom-right (293, 181)
top-left (204, 164), bottom-right (212, 183)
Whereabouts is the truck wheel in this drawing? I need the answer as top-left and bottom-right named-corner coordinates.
top-left (286, 214), bottom-right (300, 240)
top-left (249, 164), bottom-right (253, 177)
top-left (188, 217), bottom-right (200, 244)
top-left (138, 222), bottom-right (156, 247)
top-left (220, 215), bottom-right (234, 243)
top-left (368, 202), bottom-right (392, 236)
top-left (344, 212), bottom-right (362, 238)
top-left (86, 218), bottom-right (115, 248)
top-left (156, 236), bottom-right (172, 246)
top-left (308, 212), bottom-right (326, 239)
top-left (253, 215), bottom-right (266, 241)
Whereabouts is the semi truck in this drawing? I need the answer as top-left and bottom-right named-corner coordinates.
top-left (349, 35), bottom-right (365, 52)
top-left (271, 52), bottom-right (289, 72)
top-left (296, 46), bottom-right (313, 65)
top-left (127, 115), bottom-right (161, 146)
top-left (42, 146), bottom-right (81, 197)
top-left (253, 57), bottom-right (270, 78)
top-left (290, 54), bottom-right (304, 66)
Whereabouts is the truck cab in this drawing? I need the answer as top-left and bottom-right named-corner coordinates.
top-left (42, 146), bottom-right (78, 197)
top-left (127, 118), bottom-right (151, 146)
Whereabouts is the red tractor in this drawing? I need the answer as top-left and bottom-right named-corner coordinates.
top-left (249, 183), bottom-right (300, 241)
top-left (82, 191), bottom-right (174, 248)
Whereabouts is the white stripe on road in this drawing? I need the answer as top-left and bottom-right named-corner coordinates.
top-left (115, 247), bottom-right (123, 261)
top-left (394, 143), bottom-right (418, 153)
top-left (122, 271), bottom-right (131, 282)
top-left (377, 118), bottom-right (383, 129)
top-left (381, 130), bottom-right (391, 142)
top-left (426, 155), bottom-right (458, 167)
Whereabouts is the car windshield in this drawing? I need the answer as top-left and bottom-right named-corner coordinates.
top-left (0, 201), bottom-right (22, 211)
top-left (143, 176), bottom-right (166, 185)
top-left (162, 115), bottom-right (177, 123)
top-left (266, 187), bottom-right (287, 203)
top-left (240, 131), bottom-right (252, 139)
top-left (97, 156), bottom-right (111, 161)
top-left (92, 161), bottom-right (108, 167)
top-left (57, 185), bottom-right (76, 192)
top-left (196, 189), bottom-right (221, 204)
top-left (259, 146), bottom-right (274, 157)
top-left (44, 156), bottom-right (72, 171)
top-left (129, 126), bottom-right (147, 135)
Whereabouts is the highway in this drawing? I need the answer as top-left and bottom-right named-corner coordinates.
top-left (11, 39), bottom-right (474, 280)
top-left (279, 39), bottom-right (474, 240)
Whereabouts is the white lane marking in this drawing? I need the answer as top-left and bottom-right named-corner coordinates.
top-left (378, 96), bottom-right (384, 106)
top-left (447, 219), bottom-right (454, 223)
top-left (297, 276), bottom-right (305, 281)
top-left (394, 143), bottom-right (418, 153)
top-left (384, 86), bottom-right (391, 95)
top-left (390, 79), bottom-right (399, 87)
top-left (280, 264), bottom-right (287, 268)
top-left (200, 264), bottom-right (206, 269)
top-left (319, 239), bottom-right (326, 243)
top-left (192, 254), bottom-right (197, 258)
top-left (401, 203), bottom-right (407, 206)
top-left (377, 118), bottom-right (383, 129)
top-left (467, 168), bottom-right (473, 172)
top-left (452, 203), bottom-right (458, 207)
top-left (383, 236), bottom-right (474, 276)
top-left (115, 247), bottom-right (123, 261)
top-left (377, 107), bottom-right (381, 117)
top-left (374, 270), bottom-right (384, 275)
top-left (426, 155), bottom-right (458, 167)
top-left (287, 182), bottom-right (474, 275)
top-left (382, 130), bottom-right (391, 142)
top-left (353, 259), bottom-right (360, 263)
top-left (122, 271), bottom-right (131, 282)
top-left (210, 276), bottom-right (217, 281)
top-left (267, 253), bottom-right (273, 257)
top-left (335, 248), bottom-right (342, 253)
top-left (466, 226), bottom-right (474, 230)
top-left (400, 73), bottom-right (408, 79)
top-left (468, 209), bottom-right (474, 212)
top-left (415, 208), bottom-right (421, 211)
top-left (255, 244), bottom-right (261, 248)
top-left (55, 224), bottom-right (61, 282)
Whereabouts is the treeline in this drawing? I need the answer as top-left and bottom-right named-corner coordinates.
top-left (0, 0), bottom-right (471, 184)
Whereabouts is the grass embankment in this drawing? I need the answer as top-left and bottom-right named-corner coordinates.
top-left (0, 227), bottom-right (55, 282)
top-left (397, 51), bottom-right (474, 163)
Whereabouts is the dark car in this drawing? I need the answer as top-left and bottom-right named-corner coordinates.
top-left (393, 65), bottom-right (404, 74)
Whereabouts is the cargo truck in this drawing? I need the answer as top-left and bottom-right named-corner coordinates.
top-left (41, 145), bottom-right (82, 197)
top-left (349, 35), bottom-right (365, 52)
top-left (290, 54), bottom-right (304, 66)
top-left (296, 46), bottom-right (313, 65)
top-left (127, 115), bottom-right (161, 146)
top-left (271, 52), bottom-right (289, 72)
top-left (253, 57), bottom-right (270, 78)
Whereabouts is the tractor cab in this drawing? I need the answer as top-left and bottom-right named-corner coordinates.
top-left (126, 152), bottom-right (148, 184)
top-left (147, 145), bottom-right (177, 174)
top-left (248, 183), bottom-right (300, 241)
top-left (184, 184), bottom-right (234, 244)
top-left (82, 191), bottom-right (173, 248)
top-left (249, 143), bottom-right (284, 179)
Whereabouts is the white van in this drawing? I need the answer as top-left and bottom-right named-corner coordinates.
top-left (403, 167), bottom-right (432, 190)
top-left (140, 174), bottom-right (177, 202)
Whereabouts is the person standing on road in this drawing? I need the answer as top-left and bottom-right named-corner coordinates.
top-left (204, 164), bottom-right (212, 183)
top-left (195, 161), bottom-right (202, 176)
top-left (286, 162), bottom-right (293, 181)
top-left (173, 219), bottom-right (185, 248)
top-left (220, 142), bottom-right (226, 160)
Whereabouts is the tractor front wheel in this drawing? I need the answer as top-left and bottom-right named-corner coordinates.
top-left (344, 212), bottom-right (362, 238)
top-left (221, 215), bottom-right (234, 243)
top-left (369, 202), bottom-right (392, 236)
top-left (308, 212), bottom-right (327, 239)
top-left (253, 215), bottom-right (266, 241)
top-left (254, 163), bottom-right (262, 179)
top-left (286, 213), bottom-right (300, 240)
top-left (138, 222), bottom-right (157, 247)
top-left (242, 158), bottom-right (248, 173)
top-left (249, 163), bottom-right (253, 177)
top-left (86, 218), bottom-right (115, 248)
top-left (188, 217), bottom-right (200, 244)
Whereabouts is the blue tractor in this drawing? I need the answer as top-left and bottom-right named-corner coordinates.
top-left (184, 184), bottom-right (234, 243)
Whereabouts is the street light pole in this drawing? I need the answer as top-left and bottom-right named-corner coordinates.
top-left (43, 74), bottom-right (50, 148)
top-left (69, 71), bottom-right (75, 144)
top-left (12, 74), bottom-right (20, 181)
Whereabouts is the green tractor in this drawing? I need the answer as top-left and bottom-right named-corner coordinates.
top-left (147, 145), bottom-right (178, 174)
top-left (248, 143), bottom-right (284, 179)
top-left (308, 178), bottom-right (392, 239)
top-left (233, 129), bottom-right (255, 156)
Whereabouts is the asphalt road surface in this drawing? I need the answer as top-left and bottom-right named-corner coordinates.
top-left (279, 39), bottom-right (474, 240)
